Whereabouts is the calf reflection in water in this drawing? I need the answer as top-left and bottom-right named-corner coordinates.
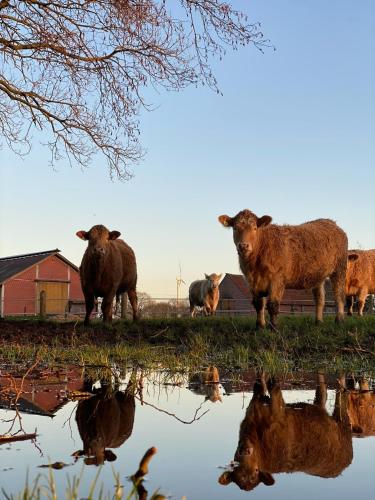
top-left (189, 366), bottom-right (222, 403)
top-left (72, 378), bottom-right (135, 466)
top-left (219, 373), bottom-right (353, 491)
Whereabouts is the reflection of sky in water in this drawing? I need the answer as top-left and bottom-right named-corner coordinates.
top-left (0, 381), bottom-right (374, 499)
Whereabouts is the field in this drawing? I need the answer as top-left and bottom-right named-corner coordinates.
top-left (1, 315), bottom-right (374, 374)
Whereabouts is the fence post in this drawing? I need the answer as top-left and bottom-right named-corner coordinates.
top-left (39, 290), bottom-right (46, 318)
top-left (121, 292), bottom-right (128, 319)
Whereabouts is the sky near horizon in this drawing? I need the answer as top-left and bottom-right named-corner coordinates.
top-left (1, 0), bottom-right (374, 298)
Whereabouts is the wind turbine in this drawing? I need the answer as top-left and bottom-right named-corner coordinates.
top-left (176, 262), bottom-right (186, 304)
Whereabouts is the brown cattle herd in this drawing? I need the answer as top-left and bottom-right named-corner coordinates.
top-left (66, 367), bottom-right (374, 490)
top-left (76, 209), bottom-right (374, 326)
top-left (218, 371), bottom-right (375, 492)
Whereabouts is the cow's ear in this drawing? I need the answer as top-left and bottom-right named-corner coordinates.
top-left (259, 471), bottom-right (275, 486)
top-left (348, 253), bottom-right (359, 261)
top-left (71, 449), bottom-right (84, 457)
top-left (218, 273), bottom-right (223, 280)
top-left (104, 450), bottom-right (117, 462)
top-left (76, 231), bottom-right (88, 240)
top-left (257, 215), bottom-right (272, 227)
top-left (109, 231), bottom-right (121, 240)
top-left (205, 273), bottom-right (209, 279)
top-left (218, 215), bottom-right (233, 227)
top-left (218, 471), bottom-right (233, 485)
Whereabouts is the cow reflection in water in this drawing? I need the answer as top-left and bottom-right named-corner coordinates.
top-left (73, 378), bottom-right (135, 466)
top-left (340, 374), bottom-right (375, 437)
top-left (219, 374), bottom-right (353, 491)
top-left (189, 366), bottom-right (222, 403)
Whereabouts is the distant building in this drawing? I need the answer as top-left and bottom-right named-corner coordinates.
top-left (218, 273), bottom-right (335, 315)
top-left (0, 249), bottom-right (84, 317)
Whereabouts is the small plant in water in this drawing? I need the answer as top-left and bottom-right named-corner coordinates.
top-left (2, 448), bottom-right (166, 500)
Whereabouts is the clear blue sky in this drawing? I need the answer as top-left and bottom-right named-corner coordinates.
top-left (1, 0), bottom-right (374, 297)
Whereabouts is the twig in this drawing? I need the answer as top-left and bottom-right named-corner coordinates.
top-left (0, 432), bottom-right (37, 444)
top-left (339, 346), bottom-right (375, 356)
top-left (134, 396), bottom-right (209, 424)
top-left (149, 327), bottom-right (169, 339)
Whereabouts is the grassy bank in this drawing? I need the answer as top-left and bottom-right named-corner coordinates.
top-left (0, 315), bottom-right (374, 373)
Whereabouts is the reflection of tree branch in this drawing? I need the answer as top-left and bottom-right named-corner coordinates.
top-left (134, 395), bottom-right (209, 424)
top-left (62, 401), bottom-right (78, 443)
top-left (0, 359), bottom-right (43, 455)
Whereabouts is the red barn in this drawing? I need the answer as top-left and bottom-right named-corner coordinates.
top-left (0, 249), bottom-right (84, 317)
top-left (218, 273), bottom-right (335, 315)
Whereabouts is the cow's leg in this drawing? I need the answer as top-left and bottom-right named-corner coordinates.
top-left (268, 382), bottom-right (284, 415)
top-left (359, 377), bottom-right (369, 391)
top-left (204, 302), bottom-right (212, 316)
top-left (190, 304), bottom-right (196, 318)
top-left (253, 294), bottom-right (266, 329)
top-left (330, 260), bottom-right (346, 323)
top-left (332, 389), bottom-right (350, 426)
top-left (357, 288), bottom-right (368, 316)
top-left (128, 289), bottom-right (138, 321)
top-left (101, 295), bottom-right (115, 323)
top-left (267, 283), bottom-right (284, 328)
top-left (83, 293), bottom-right (95, 326)
top-left (312, 281), bottom-right (325, 324)
top-left (253, 371), bottom-right (268, 398)
top-left (346, 295), bottom-right (354, 316)
top-left (314, 372), bottom-right (327, 409)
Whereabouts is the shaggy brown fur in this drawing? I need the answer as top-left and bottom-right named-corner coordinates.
top-left (73, 383), bottom-right (135, 466)
top-left (189, 273), bottom-right (222, 317)
top-left (76, 225), bottom-right (138, 325)
top-left (218, 375), bottom-right (353, 491)
top-left (345, 249), bottom-right (375, 316)
top-left (218, 209), bottom-right (348, 328)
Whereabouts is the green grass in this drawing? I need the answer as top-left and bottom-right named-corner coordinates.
top-left (0, 315), bottom-right (374, 373)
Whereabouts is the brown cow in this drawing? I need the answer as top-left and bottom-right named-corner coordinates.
top-left (345, 249), bottom-right (375, 316)
top-left (189, 273), bottom-right (222, 317)
top-left (339, 375), bottom-right (375, 437)
top-left (73, 381), bottom-right (135, 466)
top-left (218, 210), bottom-right (348, 328)
top-left (76, 224), bottom-right (138, 324)
top-left (218, 374), bottom-right (353, 491)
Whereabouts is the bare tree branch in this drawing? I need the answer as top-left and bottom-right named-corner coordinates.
top-left (0, 1), bottom-right (271, 179)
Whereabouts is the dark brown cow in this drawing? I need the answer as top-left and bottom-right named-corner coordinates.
top-left (218, 210), bottom-right (348, 328)
top-left (73, 383), bottom-right (135, 466)
top-left (345, 249), bottom-right (375, 316)
top-left (76, 224), bottom-right (138, 324)
top-left (218, 374), bottom-right (353, 491)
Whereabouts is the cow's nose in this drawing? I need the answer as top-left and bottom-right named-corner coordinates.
top-left (94, 247), bottom-right (106, 256)
top-left (238, 242), bottom-right (249, 252)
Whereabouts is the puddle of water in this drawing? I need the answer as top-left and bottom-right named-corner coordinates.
top-left (0, 367), bottom-right (374, 499)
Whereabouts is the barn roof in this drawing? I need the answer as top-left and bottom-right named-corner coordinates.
top-left (220, 273), bottom-right (252, 299)
top-left (0, 249), bottom-right (79, 284)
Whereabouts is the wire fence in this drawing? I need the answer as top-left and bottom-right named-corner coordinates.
top-left (1, 294), bottom-right (374, 319)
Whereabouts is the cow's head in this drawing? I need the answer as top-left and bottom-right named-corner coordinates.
top-left (204, 273), bottom-right (222, 289)
top-left (218, 442), bottom-right (274, 491)
top-left (76, 225), bottom-right (121, 258)
top-left (218, 210), bottom-right (272, 258)
top-left (72, 441), bottom-right (117, 466)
